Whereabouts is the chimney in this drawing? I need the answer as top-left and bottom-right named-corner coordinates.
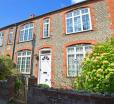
top-left (29, 14), bottom-right (36, 19)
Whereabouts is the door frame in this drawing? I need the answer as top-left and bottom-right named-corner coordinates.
top-left (38, 48), bottom-right (52, 86)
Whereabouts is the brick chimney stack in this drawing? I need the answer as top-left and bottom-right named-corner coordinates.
top-left (29, 14), bottom-right (36, 19)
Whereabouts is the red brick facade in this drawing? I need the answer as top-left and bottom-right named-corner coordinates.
top-left (106, 0), bottom-right (114, 37)
top-left (0, 0), bottom-right (114, 88)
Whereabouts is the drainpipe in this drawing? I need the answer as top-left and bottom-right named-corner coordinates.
top-left (12, 24), bottom-right (18, 61)
top-left (25, 34), bottom-right (36, 104)
top-left (30, 33), bottom-right (36, 76)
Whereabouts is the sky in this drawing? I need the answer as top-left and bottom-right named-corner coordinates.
top-left (0, 0), bottom-right (85, 28)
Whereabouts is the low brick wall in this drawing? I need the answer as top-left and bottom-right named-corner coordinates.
top-left (27, 86), bottom-right (114, 104)
top-left (0, 78), bottom-right (15, 104)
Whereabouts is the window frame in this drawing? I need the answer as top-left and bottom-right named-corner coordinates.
top-left (43, 18), bottom-right (50, 39)
top-left (17, 50), bottom-right (31, 74)
top-left (8, 31), bottom-right (13, 44)
top-left (67, 44), bottom-right (92, 77)
top-left (0, 32), bottom-right (3, 46)
top-left (66, 8), bottom-right (92, 34)
top-left (19, 23), bottom-right (34, 42)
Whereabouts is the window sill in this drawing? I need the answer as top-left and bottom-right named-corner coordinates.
top-left (21, 72), bottom-right (30, 75)
top-left (42, 36), bottom-right (50, 39)
top-left (8, 43), bottom-right (13, 45)
top-left (19, 39), bottom-right (33, 43)
top-left (66, 76), bottom-right (77, 78)
top-left (65, 29), bottom-right (93, 35)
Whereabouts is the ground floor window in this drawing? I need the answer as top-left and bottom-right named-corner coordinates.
top-left (17, 50), bottom-right (31, 74)
top-left (67, 44), bottom-right (92, 77)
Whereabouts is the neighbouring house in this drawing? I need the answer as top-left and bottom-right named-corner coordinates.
top-left (0, 0), bottom-right (114, 88)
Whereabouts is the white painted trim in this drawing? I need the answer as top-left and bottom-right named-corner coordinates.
top-left (17, 51), bottom-right (31, 74)
top-left (19, 23), bottom-right (34, 42)
top-left (66, 8), bottom-right (92, 34)
top-left (8, 31), bottom-right (13, 44)
top-left (67, 44), bottom-right (92, 77)
top-left (43, 18), bottom-right (50, 38)
top-left (0, 32), bottom-right (3, 46)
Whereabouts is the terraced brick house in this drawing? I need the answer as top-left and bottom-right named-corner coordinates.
top-left (0, 0), bottom-right (114, 88)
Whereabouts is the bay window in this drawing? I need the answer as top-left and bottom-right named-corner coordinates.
top-left (66, 8), bottom-right (92, 34)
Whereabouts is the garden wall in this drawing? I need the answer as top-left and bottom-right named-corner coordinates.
top-left (0, 78), bottom-right (15, 104)
top-left (27, 86), bottom-right (114, 104)
top-left (28, 83), bottom-right (114, 104)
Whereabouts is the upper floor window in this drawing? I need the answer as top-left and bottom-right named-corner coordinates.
top-left (67, 44), bottom-right (92, 77)
top-left (0, 32), bottom-right (3, 46)
top-left (17, 50), bottom-right (31, 74)
top-left (43, 18), bottom-right (50, 38)
top-left (19, 23), bottom-right (33, 42)
top-left (8, 32), bottom-right (13, 44)
top-left (66, 8), bottom-right (92, 34)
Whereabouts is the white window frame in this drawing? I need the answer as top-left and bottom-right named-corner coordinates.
top-left (66, 8), bottom-right (92, 34)
top-left (8, 31), bottom-right (13, 44)
top-left (19, 23), bottom-right (34, 42)
top-left (43, 18), bottom-right (50, 38)
top-left (17, 50), bottom-right (31, 74)
top-left (67, 44), bottom-right (92, 77)
top-left (0, 32), bottom-right (3, 46)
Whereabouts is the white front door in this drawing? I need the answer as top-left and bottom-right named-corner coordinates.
top-left (39, 50), bottom-right (51, 87)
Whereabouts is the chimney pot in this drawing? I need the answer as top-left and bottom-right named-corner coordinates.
top-left (29, 14), bottom-right (36, 19)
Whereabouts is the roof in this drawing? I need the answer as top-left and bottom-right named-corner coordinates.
top-left (0, 0), bottom-right (98, 30)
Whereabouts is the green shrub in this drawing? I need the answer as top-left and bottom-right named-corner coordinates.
top-left (74, 38), bottom-right (114, 94)
top-left (14, 77), bottom-right (23, 96)
top-left (0, 56), bottom-right (19, 80)
top-left (15, 77), bottom-right (23, 90)
top-left (37, 84), bottom-right (49, 89)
